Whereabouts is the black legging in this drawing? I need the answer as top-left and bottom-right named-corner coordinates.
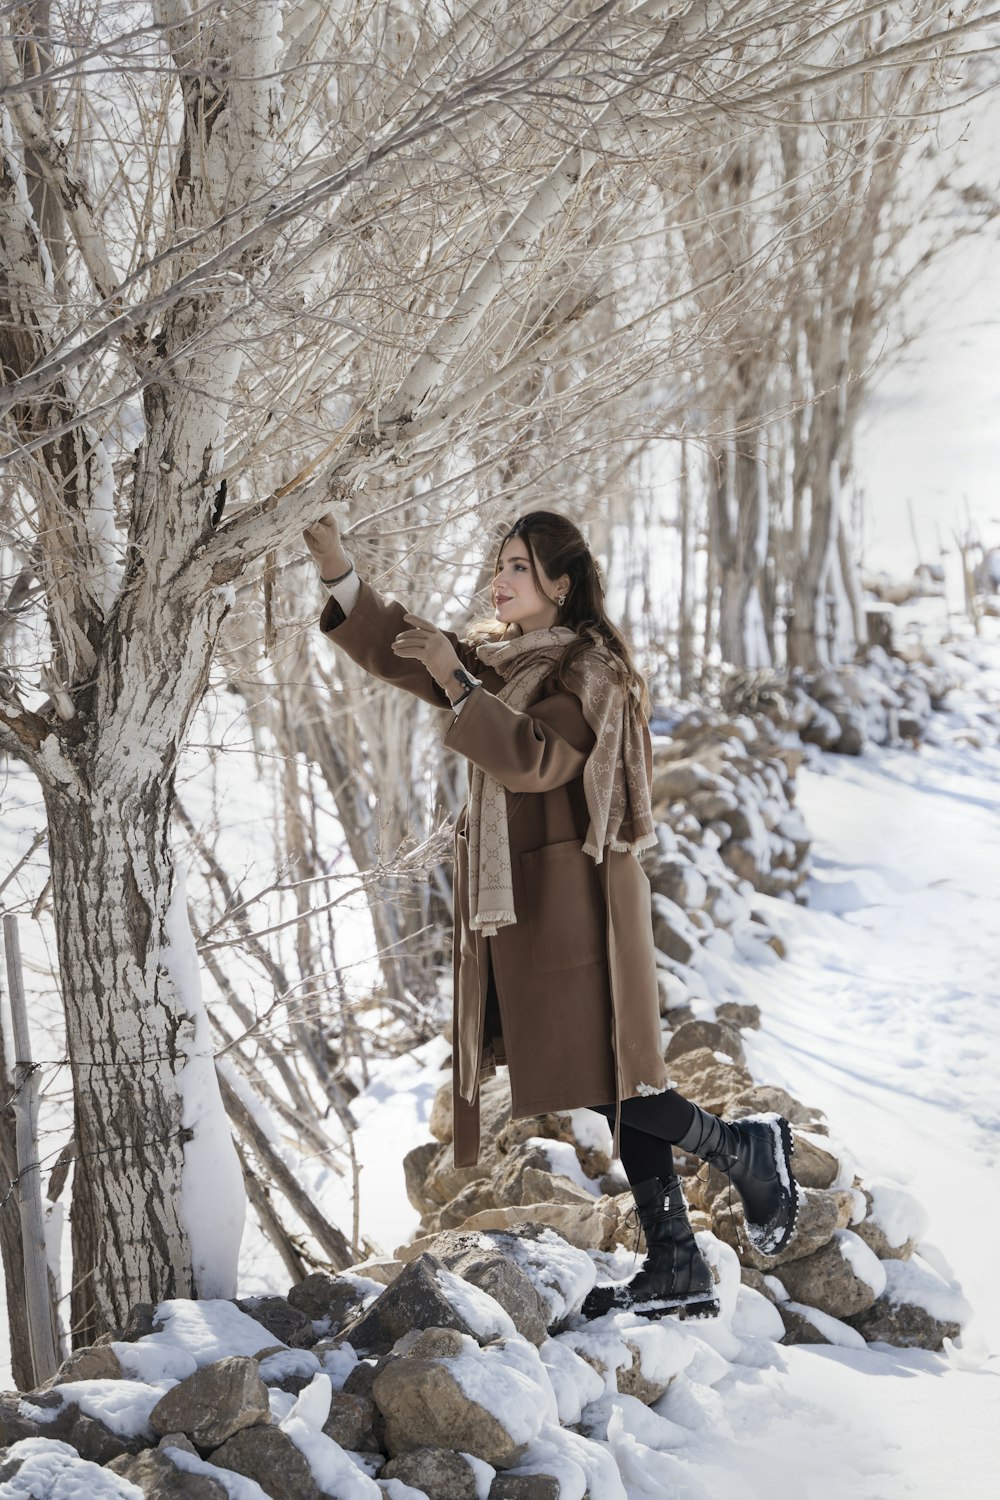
top-left (588, 1093), bottom-right (696, 1188)
top-left (484, 957), bottom-right (694, 1190)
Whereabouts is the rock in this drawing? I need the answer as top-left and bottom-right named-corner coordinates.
top-left (121, 1303), bottom-right (158, 1342)
top-left (645, 855), bottom-right (709, 912)
top-left (716, 1001), bottom-right (761, 1031)
top-left (158, 1433), bottom-right (199, 1456)
top-left (346, 1258), bottom-right (404, 1287)
top-left (493, 1142), bottom-right (559, 1206)
top-left (373, 1348), bottom-right (530, 1467)
top-left (456, 1199), bottom-right (615, 1252)
top-left (651, 759), bottom-right (718, 802)
top-left (43, 1343), bottom-right (124, 1386)
top-left (0, 1397), bottom-right (44, 1449)
top-left (665, 1047), bottom-right (754, 1115)
top-left (438, 1178), bottom-right (499, 1228)
top-left (687, 786), bottom-right (740, 824)
top-left (409, 1233), bottom-right (549, 1345)
top-left (789, 1131), bottom-right (841, 1190)
top-left (778, 1305), bottom-right (833, 1346)
top-left (712, 1187), bottom-right (853, 1269)
top-left (846, 1295), bottom-right (960, 1350)
top-left (423, 1145), bottom-right (492, 1210)
top-left (740, 1267), bottom-right (778, 1302)
top-left (107, 1449), bottom-right (231, 1499)
top-left (772, 1234), bottom-right (881, 1319)
top-left (490, 1475), bottom-right (561, 1500)
top-left (617, 1339), bottom-right (672, 1405)
top-left (520, 1169), bottom-right (595, 1209)
top-left (338, 1253), bottom-right (481, 1354)
top-left (853, 1216), bottom-right (915, 1263)
top-left (13, 1390), bottom-right (144, 1466)
top-left (149, 1355), bottom-right (270, 1449)
top-left (236, 1294), bottom-right (313, 1348)
top-left (210, 1422), bottom-right (320, 1499)
top-left (429, 1078), bottom-right (455, 1143)
top-left (651, 894), bottom-right (700, 964)
top-left (727, 1084), bottom-right (828, 1132)
top-left (665, 1018), bottom-right (746, 1066)
top-left (801, 704), bottom-right (842, 749)
top-left (343, 1356), bottom-right (390, 1399)
top-left (404, 1140), bottom-right (448, 1214)
top-left (832, 706), bottom-right (866, 755)
top-left (324, 1390), bottom-right (382, 1451)
top-left (381, 1445), bottom-right (483, 1499)
top-left (287, 1272), bottom-right (367, 1327)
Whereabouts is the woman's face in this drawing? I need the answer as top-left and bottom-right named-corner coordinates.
top-left (492, 537), bottom-right (564, 634)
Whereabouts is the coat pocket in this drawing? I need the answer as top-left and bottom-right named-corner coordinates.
top-left (520, 838), bottom-right (607, 974)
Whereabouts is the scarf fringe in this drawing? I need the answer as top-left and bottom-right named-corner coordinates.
top-left (584, 830), bottom-right (660, 862)
top-left (470, 910), bottom-right (517, 938)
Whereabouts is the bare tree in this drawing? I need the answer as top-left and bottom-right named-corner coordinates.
top-left (1, 0), bottom-right (995, 1339)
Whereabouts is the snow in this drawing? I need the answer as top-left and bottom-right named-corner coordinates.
top-left (257, 1348), bottom-right (321, 1384)
top-left (164, 868), bottom-right (245, 1300)
top-left (319, 1342), bottom-right (360, 1387)
top-left (832, 1229), bottom-right (887, 1298)
top-left (460, 1451), bottom-right (495, 1500)
top-left (379, 1482), bottom-right (429, 1500)
top-left (432, 1265), bottom-right (517, 1341)
top-left (169, 1447), bottom-right (274, 1499)
top-left (446, 1340), bottom-right (551, 1447)
top-left (109, 1339), bottom-right (197, 1384)
top-left (728, 1285), bottom-right (785, 1345)
top-left (866, 1179), bottom-right (928, 1248)
top-left (141, 1298), bottom-right (281, 1366)
top-left (880, 1255), bottom-right (974, 1326)
top-left (4, 610), bottom-right (1000, 1500)
top-left (783, 1302), bottom-right (867, 1350)
top-left (279, 1373), bottom-right (382, 1498)
top-left (482, 1228), bottom-right (596, 1323)
top-left (534, 1136), bottom-right (601, 1194)
top-left (508, 1421), bottom-right (626, 1500)
top-left (0, 1439), bottom-right (143, 1499)
top-left (538, 1336), bottom-right (606, 1424)
top-left (19, 1380), bottom-right (168, 1441)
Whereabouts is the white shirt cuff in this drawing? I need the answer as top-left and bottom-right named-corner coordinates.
top-left (327, 567), bottom-right (361, 615)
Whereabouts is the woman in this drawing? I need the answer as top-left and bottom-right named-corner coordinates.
top-left (304, 508), bottom-right (798, 1320)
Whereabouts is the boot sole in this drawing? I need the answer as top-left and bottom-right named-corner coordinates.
top-left (635, 1294), bottom-right (721, 1322)
top-left (581, 1288), bottom-right (721, 1322)
top-left (742, 1113), bottom-right (798, 1257)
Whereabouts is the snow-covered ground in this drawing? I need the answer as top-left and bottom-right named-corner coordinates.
top-left (4, 628), bottom-right (1000, 1498)
top-left (326, 626), bottom-right (1000, 1500)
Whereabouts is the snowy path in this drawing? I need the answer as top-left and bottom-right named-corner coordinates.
top-left (706, 738), bottom-right (1000, 1500)
top-left (328, 731), bottom-right (1000, 1500)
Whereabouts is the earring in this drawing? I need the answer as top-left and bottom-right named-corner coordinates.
top-left (557, 594), bottom-right (566, 607)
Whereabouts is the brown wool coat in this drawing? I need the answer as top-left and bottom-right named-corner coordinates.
top-left (321, 581), bottom-right (669, 1165)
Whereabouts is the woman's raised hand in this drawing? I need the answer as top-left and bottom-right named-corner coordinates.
top-left (391, 612), bottom-right (464, 694)
top-left (302, 512), bottom-right (351, 580)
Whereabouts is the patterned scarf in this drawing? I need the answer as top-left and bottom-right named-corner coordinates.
top-left (464, 627), bottom-right (657, 936)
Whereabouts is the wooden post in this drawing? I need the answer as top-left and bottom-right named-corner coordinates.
top-left (3, 914), bottom-right (58, 1385)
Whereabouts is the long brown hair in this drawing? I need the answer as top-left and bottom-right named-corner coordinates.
top-left (472, 510), bottom-right (650, 718)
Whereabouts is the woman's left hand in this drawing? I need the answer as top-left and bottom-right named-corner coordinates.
top-left (391, 612), bottom-right (464, 693)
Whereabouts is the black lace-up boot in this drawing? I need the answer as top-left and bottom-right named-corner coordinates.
top-left (678, 1106), bottom-right (799, 1256)
top-left (582, 1174), bottom-right (720, 1321)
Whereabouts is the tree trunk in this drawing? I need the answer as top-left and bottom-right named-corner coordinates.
top-left (43, 577), bottom-right (244, 1342)
top-left (711, 415), bottom-right (772, 670)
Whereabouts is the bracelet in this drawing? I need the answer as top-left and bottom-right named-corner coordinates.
top-left (320, 563), bottom-right (354, 587)
top-left (451, 668), bottom-right (481, 708)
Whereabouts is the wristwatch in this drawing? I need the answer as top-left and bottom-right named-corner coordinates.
top-left (451, 668), bottom-right (481, 707)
